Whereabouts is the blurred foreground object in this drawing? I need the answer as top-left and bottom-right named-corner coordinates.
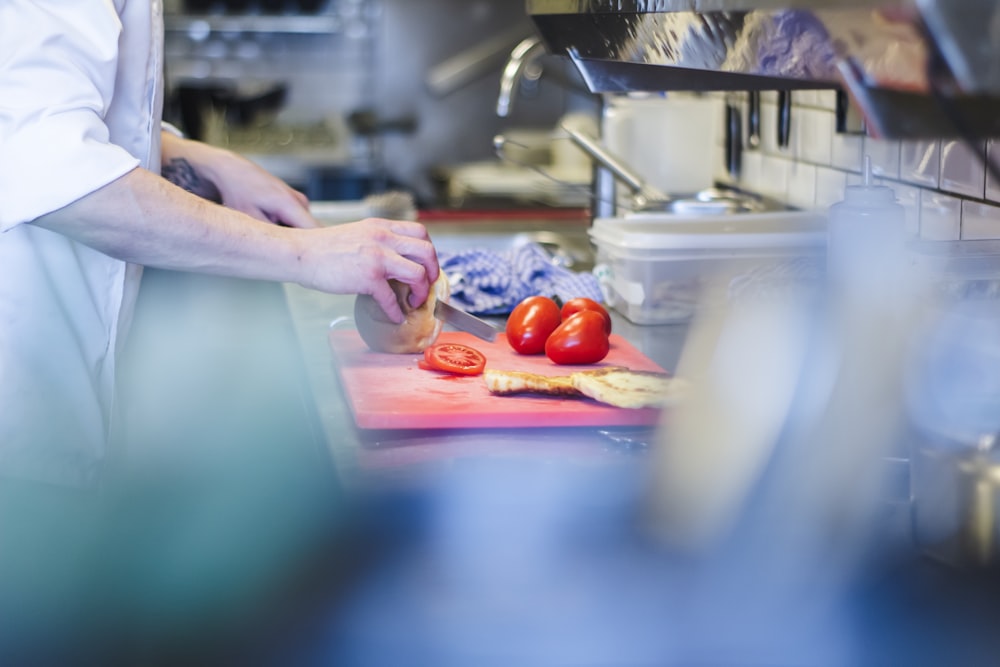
top-left (908, 299), bottom-right (1000, 569)
top-left (644, 159), bottom-right (925, 637)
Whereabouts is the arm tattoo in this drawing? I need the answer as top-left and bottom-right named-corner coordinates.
top-left (161, 158), bottom-right (222, 203)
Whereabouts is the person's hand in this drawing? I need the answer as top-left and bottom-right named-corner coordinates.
top-left (161, 132), bottom-right (318, 229)
top-left (300, 217), bottom-right (440, 323)
top-left (201, 149), bottom-right (317, 229)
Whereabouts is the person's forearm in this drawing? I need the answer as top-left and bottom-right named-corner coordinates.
top-left (160, 131), bottom-right (225, 197)
top-left (160, 139), bottom-right (222, 202)
top-left (159, 130), bottom-right (315, 229)
top-left (33, 167), bottom-right (306, 284)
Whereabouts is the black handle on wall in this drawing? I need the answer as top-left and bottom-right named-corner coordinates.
top-left (726, 102), bottom-right (743, 178)
top-left (747, 91), bottom-right (761, 149)
top-left (777, 90), bottom-right (792, 148)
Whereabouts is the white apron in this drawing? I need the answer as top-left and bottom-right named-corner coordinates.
top-left (0, 0), bottom-right (164, 486)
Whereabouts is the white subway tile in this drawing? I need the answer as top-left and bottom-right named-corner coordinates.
top-left (797, 108), bottom-right (833, 166)
top-left (814, 167), bottom-right (846, 209)
top-left (891, 183), bottom-right (922, 235)
top-left (961, 201), bottom-right (1000, 240)
top-left (816, 90), bottom-right (838, 111)
top-left (794, 90), bottom-right (820, 108)
top-left (714, 145), bottom-right (736, 186)
top-left (987, 139), bottom-right (1000, 203)
top-left (920, 190), bottom-right (962, 241)
top-left (758, 155), bottom-right (791, 200)
top-left (940, 139), bottom-right (986, 198)
top-left (863, 137), bottom-right (901, 179)
top-left (739, 150), bottom-right (765, 194)
top-left (714, 110), bottom-right (726, 148)
top-left (899, 140), bottom-right (940, 188)
top-left (786, 162), bottom-right (817, 209)
top-left (831, 132), bottom-right (863, 172)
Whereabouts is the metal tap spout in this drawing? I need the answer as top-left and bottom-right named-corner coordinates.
top-left (496, 36), bottom-right (546, 117)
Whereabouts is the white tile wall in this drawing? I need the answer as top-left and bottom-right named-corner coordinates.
top-left (961, 201), bottom-right (1000, 240)
top-left (920, 190), bottom-right (962, 241)
top-left (700, 89), bottom-right (1000, 427)
top-left (796, 108), bottom-right (833, 166)
top-left (815, 90), bottom-right (838, 112)
top-left (740, 150), bottom-right (765, 195)
top-left (786, 161), bottom-right (817, 209)
top-left (716, 92), bottom-right (1000, 247)
top-left (864, 137), bottom-right (901, 180)
top-left (892, 183), bottom-right (922, 235)
top-left (814, 166), bottom-right (846, 209)
top-left (758, 155), bottom-right (791, 200)
top-left (900, 140), bottom-right (940, 188)
top-left (794, 90), bottom-right (820, 108)
top-left (987, 139), bottom-right (1000, 203)
top-left (940, 140), bottom-right (987, 198)
top-left (831, 132), bottom-right (863, 173)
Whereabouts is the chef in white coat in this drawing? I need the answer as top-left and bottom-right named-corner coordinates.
top-left (0, 0), bottom-right (439, 487)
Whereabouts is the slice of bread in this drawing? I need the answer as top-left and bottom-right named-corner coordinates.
top-left (569, 367), bottom-right (684, 409)
top-left (483, 366), bottom-right (688, 409)
top-left (482, 368), bottom-right (582, 397)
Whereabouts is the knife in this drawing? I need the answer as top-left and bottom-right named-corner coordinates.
top-left (434, 300), bottom-right (499, 342)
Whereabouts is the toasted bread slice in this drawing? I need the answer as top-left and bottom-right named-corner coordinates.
top-left (482, 368), bottom-right (582, 397)
top-left (483, 366), bottom-right (688, 408)
top-left (570, 367), bottom-right (686, 409)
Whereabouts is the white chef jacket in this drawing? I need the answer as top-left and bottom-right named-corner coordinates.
top-left (0, 0), bottom-right (165, 486)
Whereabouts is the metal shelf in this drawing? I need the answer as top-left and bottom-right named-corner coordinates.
top-left (164, 13), bottom-right (341, 35)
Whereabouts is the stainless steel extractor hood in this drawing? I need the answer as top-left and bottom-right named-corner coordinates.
top-left (527, 0), bottom-right (1000, 139)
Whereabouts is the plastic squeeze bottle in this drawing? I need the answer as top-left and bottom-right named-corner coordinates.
top-left (826, 155), bottom-right (907, 302)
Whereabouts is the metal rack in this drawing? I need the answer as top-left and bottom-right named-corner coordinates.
top-left (164, 14), bottom-right (343, 35)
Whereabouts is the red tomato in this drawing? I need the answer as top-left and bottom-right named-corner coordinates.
top-left (545, 310), bottom-right (610, 365)
top-left (560, 297), bottom-right (612, 335)
top-left (505, 296), bottom-right (562, 355)
top-left (423, 343), bottom-right (486, 375)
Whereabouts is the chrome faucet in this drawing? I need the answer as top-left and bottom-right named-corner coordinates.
top-left (496, 36), bottom-right (546, 117)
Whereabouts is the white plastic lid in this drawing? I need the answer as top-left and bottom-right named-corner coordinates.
top-left (590, 211), bottom-right (827, 251)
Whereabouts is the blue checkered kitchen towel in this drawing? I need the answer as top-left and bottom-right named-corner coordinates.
top-left (438, 242), bottom-right (604, 315)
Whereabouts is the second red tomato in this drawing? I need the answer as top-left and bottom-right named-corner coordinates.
top-left (505, 295), bottom-right (562, 355)
top-left (560, 297), bottom-right (612, 335)
top-left (545, 310), bottom-right (610, 365)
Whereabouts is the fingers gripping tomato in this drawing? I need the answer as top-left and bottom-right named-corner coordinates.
top-left (560, 297), bottom-right (612, 335)
top-left (545, 310), bottom-right (610, 365)
top-left (423, 343), bottom-right (486, 375)
top-left (505, 296), bottom-right (562, 355)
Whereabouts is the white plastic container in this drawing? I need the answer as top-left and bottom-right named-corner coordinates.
top-left (589, 211), bottom-right (827, 324)
top-left (603, 94), bottom-right (721, 197)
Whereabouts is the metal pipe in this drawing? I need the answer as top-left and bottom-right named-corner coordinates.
top-left (496, 36), bottom-right (547, 117)
top-left (559, 121), bottom-right (669, 206)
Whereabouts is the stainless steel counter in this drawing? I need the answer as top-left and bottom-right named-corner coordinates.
top-left (281, 239), bottom-right (1000, 665)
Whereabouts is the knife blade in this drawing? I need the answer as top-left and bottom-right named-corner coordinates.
top-left (434, 300), bottom-right (499, 342)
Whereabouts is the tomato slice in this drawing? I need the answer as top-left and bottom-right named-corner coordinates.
top-left (423, 343), bottom-right (487, 376)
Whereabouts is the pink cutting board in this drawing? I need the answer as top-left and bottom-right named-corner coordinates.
top-left (327, 329), bottom-right (667, 430)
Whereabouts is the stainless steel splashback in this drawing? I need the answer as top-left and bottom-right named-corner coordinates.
top-left (527, 0), bottom-right (1000, 139)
